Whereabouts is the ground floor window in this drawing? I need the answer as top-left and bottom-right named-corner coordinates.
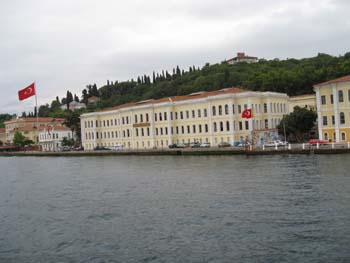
top-left (324, 133), bottom-right (328, 141)
top-left (341, 132), bottom-right (346, 141)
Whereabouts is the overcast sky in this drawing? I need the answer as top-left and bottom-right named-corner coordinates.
top-left (1, 0), bottom-right (349, 114)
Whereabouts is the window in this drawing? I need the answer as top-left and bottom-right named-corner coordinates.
top-left (140, 114), bottom-right (143, 123)
top-left (176, 126), bottom-right (179, 134)
top-left (170, 112), bottom-right (173, 120)
top-left (199, 124), bottom-right (202, 133)
top-left (330, 94), bottom-right (334, 104)
top-left (147, 128), bottom-right (150, 136)
top-left (192, 110), bottom-right (195, 118)
top-left (136, 128), bottom-right (139, 137)
top-left (339, 90), bottom-right (344, 102)
top-left (193, 125), bottom-right (196, 133)
top-left (155, 128), bottom-right (158, 136)
top-left (198, 109), bottom-right (201, 118)
top-left (159, 113), bottom-right (162, 121)
top-left (160, 128), bottom-right (163, 135)
top-left (204, 109), bottom-right (207, 117)
top-left (265, 119), bottom-right (268, 129)
top-left (205, 124), bottom-right (208, 133)
top-left (181, 126), bottom-right (184, 134)
top-left (154, 113), bottom-right (157, 122)
top-left (175, 112), bottom-right (178, 119)
top-left (340, 112), bottom-right (345, 124)
top-left (264, 103), bottom-right (267, 113)
top-left (324, 133), bottom-right (328, 141)
top-left (321, 95), bottom-right (326, 105)
top-left (214, 122), bottom-right (217, 132)
top-left (165, 127), bottom-right (168, 135)
top-left (245, 121), bottom-right (249, 130)
top-left (341, 132), bottom-right (346, 141)
top-left (164, 112), bottom-right (167, 121)
top-left (187, 125), bottom-right (190, 133)
top-left (332, 115), bottom-right (335, 125)
top-left (232, 104), bottom-right (235, 114)
top-left (134, 115), bottom-right (138, 123)
top-left (218, 105), bottom-right (222, 115)
top-left (212, 106), bottom-right (216, 116)
top-left (238, 105), bottom-right (241, 114)
top-left (239, 121), bottom-right (242, 130)
top-left (323, 116), bottom-right (328, 126)
top-left (226, 121), bottom-right (230, 131)
top-left (220, 121), bottom-right (223, 131)
top-left (180, 111), bottom-right (184, 119)
top-left (186, 111), bottom-right (189, 119)
top-left (348, 89), bottom-right (350, 102)
top-left (225, 104), bottom-right (229, 115)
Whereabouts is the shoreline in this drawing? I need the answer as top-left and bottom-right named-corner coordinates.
top-left (1, 147), bottom-right (350, 157)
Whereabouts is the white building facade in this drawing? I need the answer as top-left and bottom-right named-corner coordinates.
top-left (38, 126), bottom-right (73, 151)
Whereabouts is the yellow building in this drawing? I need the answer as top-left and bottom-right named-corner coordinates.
top-left (289, 94), bottom-right (316, 112)
top-left (81, 87), bottom-right (290, 150)
top-left (4, 117), bottom-right (66, 144)
top-left (314, 75), bottom-right (350, 143)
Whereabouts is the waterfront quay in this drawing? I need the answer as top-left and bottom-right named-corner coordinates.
top-left (1, 143), bottom-right (350, 156)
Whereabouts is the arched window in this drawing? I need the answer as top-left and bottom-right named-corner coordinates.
top-left (225, 104), bottom-right (229, 115)
top-left (212, 106), bottom-right (216, 116)
top-left (324, 133), bottom-right (328, 141)
top-left (218, 105), bottom-right (222, 115)
top-left (220, 121), bottom-right (223, 131)
top-left (340, 112), bottom-right (345, 124)
top-left (226, 121), bottom-right (230, 131)
top-left (213, 122), bottom-right (217, 132)
top-left (339, 90), bottom-right (344, 102)
top-left (341, 132), bottom-right (346, 141)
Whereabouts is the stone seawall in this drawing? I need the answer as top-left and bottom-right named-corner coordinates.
top-left (1, 148), bottom-right (350, 157)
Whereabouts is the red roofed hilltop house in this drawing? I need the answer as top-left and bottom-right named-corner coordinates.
top-left (226, 52), bottom-right (258, 65)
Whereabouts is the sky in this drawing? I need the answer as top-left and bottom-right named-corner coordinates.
top-left (1, 0), bottom-right (350, 114)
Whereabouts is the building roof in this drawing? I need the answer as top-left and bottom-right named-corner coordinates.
top-left (314, 75), bottom-right (350, 86)
top-left (289, 94), bottom-right (316, 100)
top-left (38, 125), bottom-right (71, 132)
top-left (100, 87), bottom-right (246, 112)
top-left (227, 52), bottom-right (258, 61)
top-left (4, 117), bottom-right (65, 124)
top-left (17, 125), bottom-right (37, 132)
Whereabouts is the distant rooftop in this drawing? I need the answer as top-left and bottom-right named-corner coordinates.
top-left (314, 75), bottom-right (350, 86)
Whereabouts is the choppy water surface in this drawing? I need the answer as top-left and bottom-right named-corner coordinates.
top-left (1, 155), bottom-right (350, 263)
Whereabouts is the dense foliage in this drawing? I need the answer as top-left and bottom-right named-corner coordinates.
top-left (277, 106), bottom-right (317, 142)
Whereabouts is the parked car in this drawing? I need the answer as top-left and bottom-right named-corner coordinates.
top-left (264, 140), bottom-right (288, 147)
top-left (309, 139), bottom-right (328, 145)
top-left (176, 143), bottom-right (186, 148)
top-left (190, 142), bottom-right (201, 148)
top-left (218, 142), bottom-right (231, 148)
top-left (94, 146), bottom-right (111, 151)
top-left (168, 144), bottom-right (178, 149)
top-left (200, 142), bottom-right (211, 148)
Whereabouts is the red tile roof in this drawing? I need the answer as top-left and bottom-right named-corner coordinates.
top-left (38, 126), bottom-right (71, 132)
top-left (100, 87), bottom-right (246, 112)
top-left (5, 117), bottom-right (65, 124)
top-left (314, 75), bottom-right (350, 86)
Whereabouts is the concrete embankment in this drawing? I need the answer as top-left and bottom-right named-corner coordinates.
top-left (1, 147), bottom-right (350, 157)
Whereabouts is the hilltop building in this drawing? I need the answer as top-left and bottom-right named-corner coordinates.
top-left (81, 88), bottom-right (290, 150)
top-left (4, 117), bottom-right (66, 144)
top-left (314, 75), bottom-right (350, 142)
top-left (227, 52), bottom-right (258, 65)
top-left (60, 101), bottom-right (86, 111)
top-left (88, 96), bottom-right (100, 105)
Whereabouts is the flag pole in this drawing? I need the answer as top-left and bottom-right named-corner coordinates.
top-left (35, 82), bottom-right (39, 144)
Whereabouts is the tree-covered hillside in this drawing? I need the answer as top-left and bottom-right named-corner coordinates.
top-left (96, 52), bottom-right (350, 109)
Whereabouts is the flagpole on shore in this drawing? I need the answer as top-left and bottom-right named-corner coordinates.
top-left (35, 82), bottom-right (39, 133)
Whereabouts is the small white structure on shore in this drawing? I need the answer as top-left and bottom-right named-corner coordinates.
top-left (38, 126), bottom-right (73, 152)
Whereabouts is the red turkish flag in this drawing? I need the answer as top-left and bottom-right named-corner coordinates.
top-left (242, 109), bottom-right (252, 119)
top-left (18, 83), bottom-right (36, 101)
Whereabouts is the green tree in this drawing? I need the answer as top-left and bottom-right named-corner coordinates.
top-left (62, 137), bottom-right (74, 147)
top-left (13, 132), bottom-right (26, 147)
top-left (277, 106), bottom-right (317, 142)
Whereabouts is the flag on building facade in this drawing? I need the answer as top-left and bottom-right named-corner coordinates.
top-left (242, 109), bottom-right (252, 119)
top-left (18, 83), bottom-right (36, 101)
